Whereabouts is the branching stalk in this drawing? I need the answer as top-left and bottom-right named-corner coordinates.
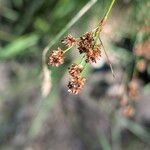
top-left (42, 0), bottom-right (98, 67)
top-left (99, 37), bottom-right (115, 78)
top-left (103, 0), bottom-right (116, 21)
top-left (95, 0), bottom-right (116, 40)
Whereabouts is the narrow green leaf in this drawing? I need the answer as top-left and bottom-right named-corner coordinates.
top-left (0, 34), bottom-right (39, 59)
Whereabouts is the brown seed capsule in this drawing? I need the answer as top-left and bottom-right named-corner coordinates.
top-left (122, 105), bottom-right (135, 117)
top-left (128, 79), bottom-right (139, 100)
top-left (68, 76), bottom-right (86, 94)
top-left (78, 32), bottom-right (94, 54)
top-left (61, 34), bottom-right (76, 47)
top-left (68, 64), bottom-right (83, 77)
top-left (48, 48), bottom-right (64, 67)
top-left (136, 59), bottom-right (147, 73)
top-left (134, 40), bottom-right (150, 60)
top-left (86, 45), bottom-right (101, 63)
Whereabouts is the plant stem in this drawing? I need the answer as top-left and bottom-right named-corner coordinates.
top-left (79, 55), bottom-right (86, 65)
top-left (103, 0), bottom-right (116, 21)
top-left (99, 37), bottom-right (115, 78)
top-left (79, 56), bottom-right (87, 75)
top-left (64, 45), bottom-right (74, 53)
top-left (93, 0), bottom-right (116, 51)
top-left (95, 0), bottom-right (116, 39)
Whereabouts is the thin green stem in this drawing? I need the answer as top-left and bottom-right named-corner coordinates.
top-left (79, 55), bottom-right (86, 65)
top-left (103, 0), bottom-right (116, 21)
top-left (79, 56), bottom-right (87, 75)
top-left (93, 0), bottom-right (116, 47)
top-left (64, 45), bottom-right (74, 53)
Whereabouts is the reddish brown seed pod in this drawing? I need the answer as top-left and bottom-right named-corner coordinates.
top-left (61, 34), bottom-right (77, 47)
top-left (68, 63), bottom-right (83, 77)
top-left (78, 32), bottom-right (94, 54)
top-left (85, 44), bottom-right (101, 63)
top-left (68, 76), bottom-right (86, 94)
top-left (48, 48), bottom-right (64, 67)
top-left (122, 105), bottom-right (135, 118)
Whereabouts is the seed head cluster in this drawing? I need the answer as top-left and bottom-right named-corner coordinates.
top-left (85, 45), bottom-right (101, 63)
top-left (78, 32), bottom-right (94, 53)
top-left (68, 76), bottom-right (86, 94)
top-left (48, 30), bottom-right (102, 94)
top-left (120, 79), bottom-right (139, 118)
top-left (67, 64), bottom-right (85, 94)
top-left (78, 32), bottom-right (101, 63)
top-left (68, 64), bottom-right (83, 77)
top-left (61, 34), bottom-right (77, 47)
top-left (48, 48), bottom-right (64, 67)
top-left (121, 105), bottom-right (135, 118)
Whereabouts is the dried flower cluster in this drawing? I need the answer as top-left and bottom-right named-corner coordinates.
top-left (136, 59), bottom-right (147, 73)
top-left (48, 48), bottom-right (64, 67)
top-left (48, 25), bottom-right (102, 94)
top-left (120, 94), bottom-right (135, 118)
top-left (120, 79), bottom-right (139, 118)
top-left (128, 79), bottom-right (139, 100)
top-left (68, 64), bottom-right (83, 77)
top-left (121, 105), bottom-right (135, 118)
top-left (78, 32), bottom-right (94, 53)
top-left (119, 40), bottom-right (150, 117)
top-left (61, 34), bottom-right (77, 47)
top-left (68, 76), bottom-right (86, 94)
top-left (134, 40), bottom-right (150, 60)
top-left (78, 32), bottom-right (101, 63)
top-left (67, 64), bottom-right (86, 94)
top-left (47, 0), bottom-right (117, 94)
top-left (133, 40), bottom-right (150, 74)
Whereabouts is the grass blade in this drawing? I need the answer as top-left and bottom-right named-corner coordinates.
top-left (0, 34), bottom-right (39, 59)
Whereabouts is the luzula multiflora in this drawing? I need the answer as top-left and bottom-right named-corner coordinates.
top-left (48, 0), bottom-right (116, 94)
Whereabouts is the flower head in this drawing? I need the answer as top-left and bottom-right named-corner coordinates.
top-left (68, 64), bottom-right (83, 77)
top-left (122, 105), bottom-right (135, 117)
top-left (85, 44), bottom-right (101, 63)
top-left (48, 48), bottom-right (64, 67)
top-left (134, 40), bottom-right (150, 60)
top-left (68, 76), bottom-right (86, 94)
top-left (62, 34), bottom-right (76, 47)
top-left (128, 79), bottom-right (139, 100)
top-left (78, 32), bottom-right (94, 54)
top-left (136, 59), bottom-right (147, 73)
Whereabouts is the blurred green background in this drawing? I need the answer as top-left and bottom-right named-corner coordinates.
top-left (0, 0), bottom-right (150, 150)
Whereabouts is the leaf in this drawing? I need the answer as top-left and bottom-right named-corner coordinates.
top-left (0, 34), bottom-right (39, 60)
top-left (120, 117), bottom-right (150, 143)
